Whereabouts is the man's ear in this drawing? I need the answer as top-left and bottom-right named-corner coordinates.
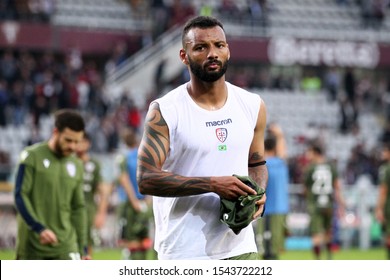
top-left (179, 49), bottom-right (188, 65)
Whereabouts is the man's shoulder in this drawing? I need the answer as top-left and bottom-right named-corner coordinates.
top-left (25, 141), bottom-right (47, 152)
top-left (227, 82), bottom-right (259, 95)
top-left (84, 157), bottom-right (101, 173)
top-left (19, 142), bottom-right (49, 164)
top-left (227, 82), bottom-right (261, 103)
top-left (154, 84), bottom-right (187, 106)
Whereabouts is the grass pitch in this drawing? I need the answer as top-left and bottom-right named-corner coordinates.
top-left (0, 247), bottom-right (386, 260)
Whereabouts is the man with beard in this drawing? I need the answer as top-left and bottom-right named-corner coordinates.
top-left (14, 109), bottom-right (89, 260)
top-left (137, 16), bottom-right (268, 260)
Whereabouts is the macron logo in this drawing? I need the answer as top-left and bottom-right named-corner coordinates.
top-left (205, 118), bottom-right (232, 127)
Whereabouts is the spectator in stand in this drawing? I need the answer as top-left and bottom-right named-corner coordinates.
top-left (324, 67), bottom-right (341, 102)
top-left (9, 80), bottom-right (27, 126)
top-left (341, 67), bottom-right (358, 133)
top-left (380, 122), bottom-right (390, 144)
top-left (301, 70), bottom-right (322, 92)
top-left (25, 125), bottom-right (44, 146)
top-left (167, 0), bottom-right (195, 29)
top-left (0, 79), bottom-right (8, 126)
top-left (344, 142), bottom-right (380, 185)
top-left (104, 41), bottom-right (129, 76)
top-left (154, 58), bottom-right (167, 95)
top-left (199, 1), bottom-right (213, 17)
top-left (229, 66), bottom-right (252, 89)
top-left (127, 99), bottom-right (142, 133)
top-left (360, 0), bottom-right (388, 29)
top-left (0, 50), bottom-right (18, 85)
top-left (250, 68), bottom-right (270, 89)
top-left (247, 0), bottom-right (271, 28)
top-left (372, 0), bottom-right (388, 29)
top-left (27, 0), bottom-right (55, 22)
top-left (150, 0), bottom-right (169, 41)
top-left (0, 0), bottom-right (19, 20)
top-left (217, 0), bottom-right (241, 20)
top-left (0, 149), bottom-right (12, 181)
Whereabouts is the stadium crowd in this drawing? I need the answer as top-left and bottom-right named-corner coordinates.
top-left (1, 40), bottom-right (390, 184)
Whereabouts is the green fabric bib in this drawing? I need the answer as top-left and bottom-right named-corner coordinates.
top-left (220, 175), bottom-right (265, 234)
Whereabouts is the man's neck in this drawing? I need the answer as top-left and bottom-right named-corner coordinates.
top-left (187, 79), bottom-right (227, 111)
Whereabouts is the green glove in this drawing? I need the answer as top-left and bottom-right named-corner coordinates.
top-left (219, 175), bottom-right (265, 235)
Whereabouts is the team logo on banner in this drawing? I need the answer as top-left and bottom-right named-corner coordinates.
top-left (66, 162), bottom-right (76, 177)
top-left (1, 21), bottom-right (20, 44)
top-left (216, 128), bottom-right (228, 143)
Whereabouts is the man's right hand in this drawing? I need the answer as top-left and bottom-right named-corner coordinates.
top-left (211, 176), bottom-right (257, 200)
top-left (39, 229), bottom-right (58, 245)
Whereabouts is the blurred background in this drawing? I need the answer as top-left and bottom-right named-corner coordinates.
top-left (1, 0), bottom-right (390, 259)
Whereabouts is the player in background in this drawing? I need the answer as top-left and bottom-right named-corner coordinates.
top-left (256, 123), bottom-right (289, 259)
top-left (303, 142), bottom-right (345, 260)
top-left (375, 142), bottom-right (390, 260)
top-left (14, 109), bottom-right (89, 260)
top-left (76, 132), bottom-right (110, 257)
top-left (116, 127), bottom-right (153, 260)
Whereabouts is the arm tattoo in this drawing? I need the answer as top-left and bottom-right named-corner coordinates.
top-left (137, 104), bottom-right (213, 197)
top-left (249, 152), bottom-right (268, 190)
top-left (138, 110), bottom-right (168, 168)
top-left (249, 151), bottom-right (262, 162)
top-left (249, 165), bottom-right (268, 190)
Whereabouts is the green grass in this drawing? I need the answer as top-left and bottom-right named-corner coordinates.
top-left (279, 248), bottom-right (387, 260)
top-left (0, 247), bottom-right (386, 260)
top-left (0, 248), bottom-right (156, 260)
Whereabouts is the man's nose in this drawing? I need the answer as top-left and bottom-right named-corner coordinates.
top-left (207, 46), bottom-right (219, 59)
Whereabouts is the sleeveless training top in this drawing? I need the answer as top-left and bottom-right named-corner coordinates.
top-left (153, 82), bottom-right (262, 260)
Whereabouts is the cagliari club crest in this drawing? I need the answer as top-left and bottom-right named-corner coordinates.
top-left (216, 128), bottom-right (228, 143)
top-left (66, 162), bottom-right (76, 177)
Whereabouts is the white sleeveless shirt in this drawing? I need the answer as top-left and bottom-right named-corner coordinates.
top-left (153, 82), bottom-right (262, 260)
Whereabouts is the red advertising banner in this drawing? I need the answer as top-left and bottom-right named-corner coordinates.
top-left (1, 20), bottom-right (390, 68)
top-left (0, 20), bottom-right (142, 54)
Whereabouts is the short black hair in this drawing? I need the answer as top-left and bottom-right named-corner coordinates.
top-left (309, 142), bottom-right (323, 156)
top-left (54, 109), bottom-right (85, 132)
top-left (121, 127), bottom-right (138, 147)
top-left (182, 16), bottom-right (224, 48)
top-left (83, 131), bottom-right (91, 141)
top-left (264, 136), bottom-right (277, 151)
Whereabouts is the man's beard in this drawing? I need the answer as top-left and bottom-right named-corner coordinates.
top-left (54, 139), bottom-right (71, 157)
top-left (188, 57), bottom-right (228, 82)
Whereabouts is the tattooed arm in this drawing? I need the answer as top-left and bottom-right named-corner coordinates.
top-left (136, 102), bottom-right (257, 200)
top-left (248, 99), bottom-right (268, 219)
